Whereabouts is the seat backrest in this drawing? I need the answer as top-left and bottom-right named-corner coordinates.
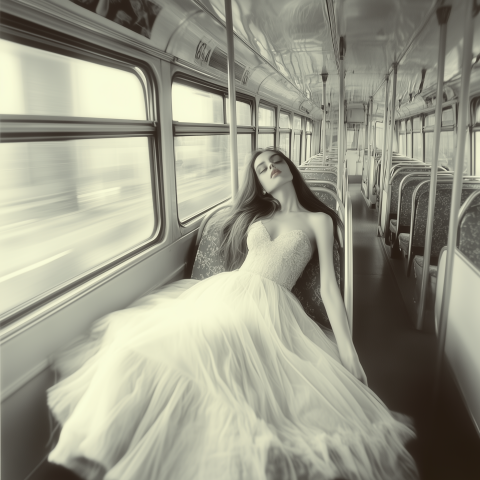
top-left (190, 206), bottom-right (344, 330)
top-left (305, 181), bottom-right (337, 193)
top-left (389, 166), bottom-right (433, 213)
top-left (411, 183), bottom-right (480, 255)
top-left (301, 171), bottom-right (337, 183)
top-left (458, 191), bottom-right (480, 271)
top-left (397, 174), bottom-right (433, 228)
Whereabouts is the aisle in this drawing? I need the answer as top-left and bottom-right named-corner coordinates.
top-left (349, 182), bottom-right (480, 480)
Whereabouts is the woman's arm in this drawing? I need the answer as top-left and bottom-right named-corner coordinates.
top-left (309, 213), bottom-right (368, 385)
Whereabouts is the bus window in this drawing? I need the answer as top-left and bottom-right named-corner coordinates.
top-left (279, 111), bottom-right (291, 156)
top-left (406, 119), bottom-right (412, 157)
top-left (258, 134), bottom-right (275, 149)
top-left (172, 80), bottom-right (254, 221)
top-left (279, 133), bottom-right (290, 156)
top-left (225, 100), bottom-right (252, 125)
top-left (172, 82), bottom-right (223, 124)
top-left (0, 39), bottom-right (147, 120)
top-left (293, 134), bottom-right (301, 165)
top-left (293, 115), bottom-right (302, 130)
top-left (259, 105), bottom-right (275, 126)
top-left (412, 117), bottom-right (423, 160)
top-left (175, 134), bottom-right (252, 221)
top-left (398, 121), bottom-right (406, 155)
top-left (0, 40), bottom-right (156, 320)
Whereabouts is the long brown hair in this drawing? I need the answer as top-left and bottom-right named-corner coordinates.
top-left (218, 147), bottom-right (341, 270)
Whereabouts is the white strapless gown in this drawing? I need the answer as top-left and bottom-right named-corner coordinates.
top-left (48, 222), bottom-right (418, 480)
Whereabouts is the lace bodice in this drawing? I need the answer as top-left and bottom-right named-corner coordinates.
top-left (239, 221), bottom-right (313, 290)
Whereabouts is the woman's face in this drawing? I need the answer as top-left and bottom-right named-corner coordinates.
top-left (253, 151), bottom-right (293, 194)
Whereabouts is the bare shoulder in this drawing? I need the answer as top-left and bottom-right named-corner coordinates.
top-left (306, 211), bottom-right (333, 230)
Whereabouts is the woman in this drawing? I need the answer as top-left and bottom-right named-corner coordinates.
top-left (48, 148), bottom-right (418, 480)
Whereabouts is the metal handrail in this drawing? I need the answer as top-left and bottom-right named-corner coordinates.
top-left (344, 192), bottom-right (354, 334)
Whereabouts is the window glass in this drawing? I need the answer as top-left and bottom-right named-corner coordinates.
top-left (392, 130), bottom-right (398, 153)
top-left (258, 133), bottom-right (275, 149)
top-left (0, 39), bottom-right (147, 120)
top-left (237, 135), bottom-right (254, 182)
top-left (346, 124), bottom-right (359, 149)
top-left (172, 82), bottom-right (223, 123)
top-left (406, 119), bottom-right (412, 133)
top-left (226, 100), bottom-right (252, 125)
top-left (279, 132), bottom-right (290, 156)
top-left (175, 134), bottom-right (252, 221)
top-left (413, 132), bottom-right (423, 160)
top-left (425, 131), bottom-right (455, 170)
top-left (259, 105), bottom-right (275, 127)
top-left (293, 115), bottom-right (302, 130)
top-left (306, 120), bottom-right (312, 132)
top-left (413, 117), bottom-right (421, 132)
top-left (398, 133), bottom-right (406, 155)
top-left (306, 135), bottom-right (312, 158)
top-left (0, 137), bottom-right (155, 316)
top-left (425, 113), bottom-right (435, 127)
top-left (293, 134), bottom-right (301, 164)
top-left (399, 121), bottom-right (406, 132)
top-left (474, 98), bottom-right (480, 125)
top-left (279, 112), bottom-right (291, 128)
top-left (442, 108), bottom-right (454, 126)
top-left (375, 123), bottom-right (384, 150)
top-left (406, 132), bottom-right (412, 157)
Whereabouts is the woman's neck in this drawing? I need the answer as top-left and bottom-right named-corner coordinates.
top-left (270, 182), bottom-right (304, 213)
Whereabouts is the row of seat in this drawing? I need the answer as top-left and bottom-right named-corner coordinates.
top-left (377, 158), bottom-right (480, 321)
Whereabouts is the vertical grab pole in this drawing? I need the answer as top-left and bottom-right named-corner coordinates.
top-left (383, 64), bottom-right (398, 225)
top-left (376, 75), bottom-right (390, 235)
top-left (433, 0), bottom-right (476, 405)
top-left (322, 72), bottom-right (328, 164)
top-left (224, 0), bottom-right (238, 198)
top-left (337, 36), bottom-right (346, 196)
top-left (329, 90), bottom-right (334, 154)
top-left (416, 6), bottom-right (452, 330)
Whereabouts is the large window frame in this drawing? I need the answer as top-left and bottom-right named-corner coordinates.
top-left (172, 75), bottom-right (255, 223)
top-left (423, 104), bottom-right (457, 170)
top-left (0, 25), bottom-right (161, 327)
top-left (278, 110), bottom-right (291, 156)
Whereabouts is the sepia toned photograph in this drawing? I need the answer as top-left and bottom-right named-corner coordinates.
top-left (1, 1), bottom-right (480, 480)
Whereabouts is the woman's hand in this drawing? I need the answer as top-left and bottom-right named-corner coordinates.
top-left (338, 345), bottom-right (368, 386)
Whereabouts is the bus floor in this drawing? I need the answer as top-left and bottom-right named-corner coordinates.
top-left (36, 183), bottom-right (480, 480)
top-left (349, 179), bottom-right (480, 480)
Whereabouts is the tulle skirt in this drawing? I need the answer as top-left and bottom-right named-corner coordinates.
top-left (47, 270), bottom-right (418, 480)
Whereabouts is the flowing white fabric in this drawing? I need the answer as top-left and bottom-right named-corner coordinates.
top-left (48, 222), bottom-right (418, 480)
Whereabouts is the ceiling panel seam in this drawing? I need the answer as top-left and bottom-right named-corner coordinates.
top-left (191, 0), bottom-right (310, 103)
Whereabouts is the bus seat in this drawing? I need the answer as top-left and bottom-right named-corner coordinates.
top-left (458, 191), bottom-right (480, 271)
top-left (400, 182), bottom-right (480, 276)
top-left (190, 206), bottom-right (344, 332)
top-left (301, 171), bottom-right (337, 184)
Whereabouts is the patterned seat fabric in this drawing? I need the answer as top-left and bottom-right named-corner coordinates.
top-left (413, 255), bottom-right (438, 278)
top-left (306, 182), bottom-right (337, 193)
top-left (398, 233), bottom-right (410, 253)
top-left (389, 167), bottom-right (431, 214)
top-left (412, 185), bottom-right (480, 256)
top-left (191, 214), bottom-right (343, 330)
top-left (458, 196), bottom-right (480, 271)
top-left (390, 219), bottom-right (397, 233)
top-left (397, 178), bottom-right (430, 228)
top-left (301, 172), bottom-right (337, 183)
top-left (312, 190), bottom-right (336, 210)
